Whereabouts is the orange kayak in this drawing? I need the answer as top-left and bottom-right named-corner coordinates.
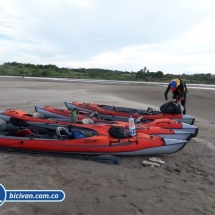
top-left (0, 109), bottom-right (198, 138)
top-left (0, 117), bottom-right (188, 156)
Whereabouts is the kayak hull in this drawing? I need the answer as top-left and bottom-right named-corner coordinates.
top-left (0, 135), bottom-right (187, 156)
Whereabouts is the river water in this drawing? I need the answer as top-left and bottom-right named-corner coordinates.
top-left (1, 76), bottom-right (215, 90)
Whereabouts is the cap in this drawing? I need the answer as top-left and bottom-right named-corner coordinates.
top-left (170, 81), bottom-right (177, 91)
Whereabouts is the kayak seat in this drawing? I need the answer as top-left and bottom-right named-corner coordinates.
top-left (56, 127), bottom-right (73, 139)
top-left (33, 112), bottom-right (45, 119)
top-left (135, 116), bottom-right (143, 123)
top-left (82, 119), bottom-right (94, 124)
top-left (109, 105), bottom-right (118, 111)
top-left (145, 107), bottom-right (161, 115)
top-left (88, 111), bottom-right (100, 119)
top-left (0, 119), bottom-right (6, 132)
top-left (146, 107), bottom-right (154, 114)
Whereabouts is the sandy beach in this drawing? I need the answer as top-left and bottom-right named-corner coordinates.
top-left (0, 77), bottom-right (214, 215)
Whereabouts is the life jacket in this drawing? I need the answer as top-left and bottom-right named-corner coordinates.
top-left (171, 78), bottom-right (188, 94)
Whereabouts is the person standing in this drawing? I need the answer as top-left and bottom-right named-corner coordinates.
top-left (164, 78), bottom-right (188, 114)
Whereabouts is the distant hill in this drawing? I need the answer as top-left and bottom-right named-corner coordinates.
top-left (0, 62), bottom-right (214, 84)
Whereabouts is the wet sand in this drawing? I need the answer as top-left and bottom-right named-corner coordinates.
top-left (0, 77), bottom-right (214, 215)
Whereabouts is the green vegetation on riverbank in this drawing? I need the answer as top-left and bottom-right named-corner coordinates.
top-left (0, 62), bottom-right (214, 84)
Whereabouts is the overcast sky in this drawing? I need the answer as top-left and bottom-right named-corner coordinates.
top-left (0, 0), bottom-right (215, 74)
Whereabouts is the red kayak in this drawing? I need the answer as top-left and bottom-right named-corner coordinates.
top-left (64, 101), bottom-right (195, 125)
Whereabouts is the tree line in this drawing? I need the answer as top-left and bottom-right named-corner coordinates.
top-left (0, 62), bottom-right (214, 84)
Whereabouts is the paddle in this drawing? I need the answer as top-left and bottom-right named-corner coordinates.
top-left (0, 146), bottom-right (120, 165)
top-left (2, 146), bottom-right (120, 165)
top-left (68, 154), bottom-right (120, 165)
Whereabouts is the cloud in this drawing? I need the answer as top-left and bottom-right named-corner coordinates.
top-left (0, 0), bottom-right (215, 74)
top-left (60, 13), bottom-right (215, 74)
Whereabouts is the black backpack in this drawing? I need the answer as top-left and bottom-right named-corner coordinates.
top-left (160, 101), bottom-right (182, 114)
top-left (109, 126), bottom-right (131, 139)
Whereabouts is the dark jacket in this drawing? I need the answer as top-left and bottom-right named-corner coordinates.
top-left (164, 79), bottom-right (187, 100)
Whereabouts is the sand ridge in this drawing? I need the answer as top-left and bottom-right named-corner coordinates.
top-left (0, 77), bottom-right (214, 215)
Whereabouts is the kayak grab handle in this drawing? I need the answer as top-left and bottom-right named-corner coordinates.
top-left (156, 122), bottom-right (170, 124)
top-left (8, 110), bottom-right (18, 114)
